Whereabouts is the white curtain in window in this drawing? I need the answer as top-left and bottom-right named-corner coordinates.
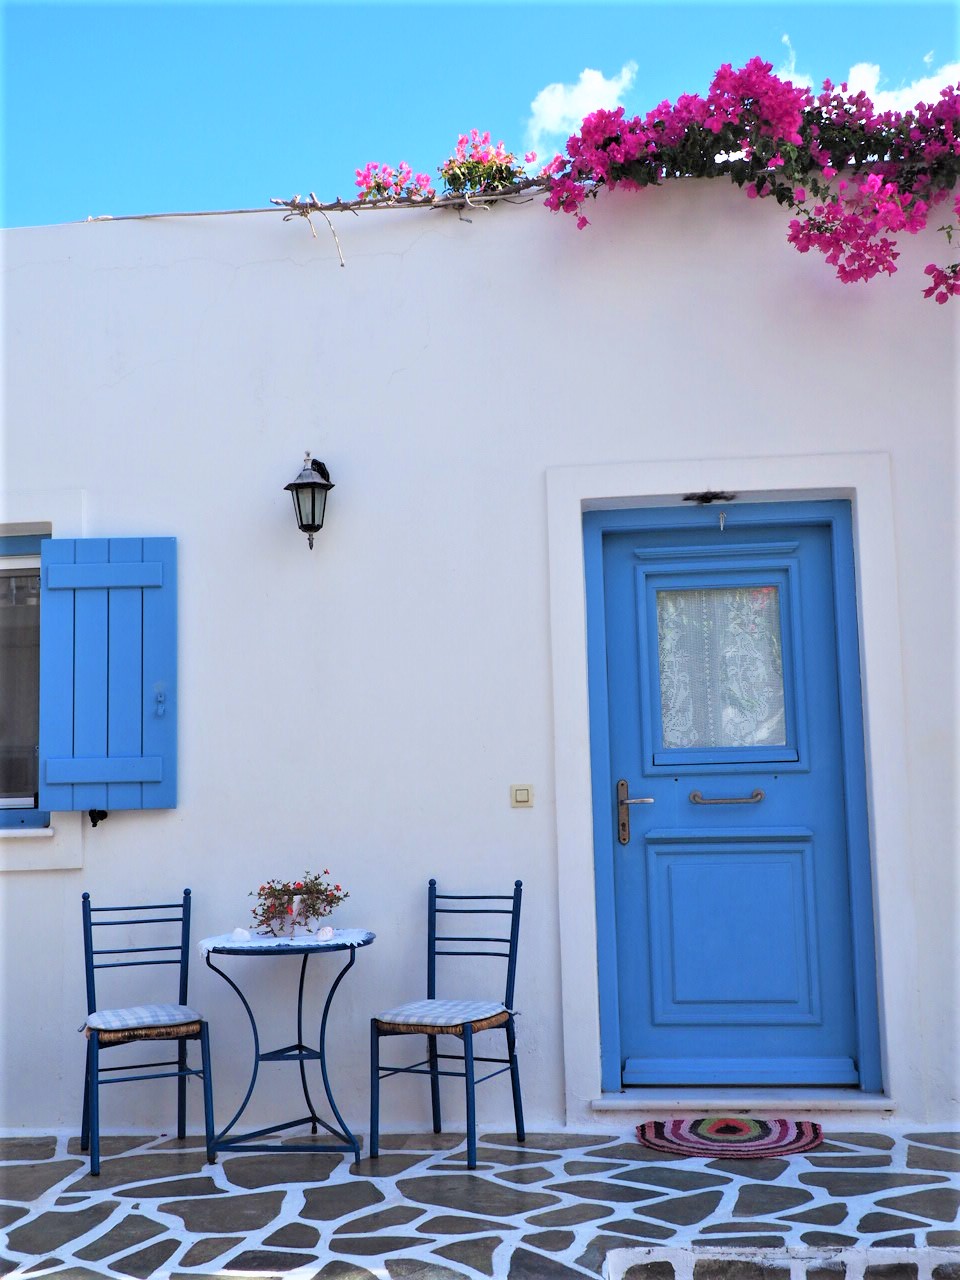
top-left (656, 585), bottom-right (786, 749)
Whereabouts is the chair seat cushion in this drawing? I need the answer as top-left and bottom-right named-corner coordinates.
top-left (86, 1003), bottom-right (202, 1032)
top-left (374, 998), bottom-right (509, 1035)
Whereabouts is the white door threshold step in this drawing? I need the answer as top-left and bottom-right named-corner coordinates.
top-left (604, 1245), bottom-right (960, 1280)
top-left (592, 1090), bottom-right (896, 1113)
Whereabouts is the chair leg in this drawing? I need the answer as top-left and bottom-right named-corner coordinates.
top-left (427, 1033), bottom-right (442, 1134)
top-left (506, 1016), bottom-right (525, 1143)
top-left (200, 1023), bottom-right (216, 1165)
top-left (80, 1037), bottom-right (92, 1153)
top-left (88, 1033), bottom-right (101, 1176)
top-left (369, 1020), bottom-right (380, 1159)
top-left (462, 1024), bottom-right (477, 1170)
top-left (177, 1039), bottom-right (188, 1140)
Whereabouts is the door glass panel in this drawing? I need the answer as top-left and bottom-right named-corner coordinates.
top-left (656, 585), bottom-right (786, 749)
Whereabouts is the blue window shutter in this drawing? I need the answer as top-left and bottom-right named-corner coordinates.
top-left (39, 537), bottom-right (177, 812)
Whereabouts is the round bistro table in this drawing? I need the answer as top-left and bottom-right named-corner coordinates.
top-left (198, 928), bottom-right (375, 1161)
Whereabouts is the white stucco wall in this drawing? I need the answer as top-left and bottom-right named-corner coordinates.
top-left (2, 181), bottom-right (957, 1137)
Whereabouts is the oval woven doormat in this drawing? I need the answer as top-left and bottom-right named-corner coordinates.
top-left (637, 1116), bottom-right (822, 1157)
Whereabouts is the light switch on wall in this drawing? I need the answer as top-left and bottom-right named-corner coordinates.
top-left (510, 785), bottom-right (534, 808)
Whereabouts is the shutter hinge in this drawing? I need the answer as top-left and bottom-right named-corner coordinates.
top-left (88, 809), bottom-right (108, 827)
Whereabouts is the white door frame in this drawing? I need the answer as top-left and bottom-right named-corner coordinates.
top-left (545, 452), bottom-right (915, 1122)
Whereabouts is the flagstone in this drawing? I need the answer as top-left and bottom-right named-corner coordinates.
top-left (0, 1255), bottom-right (21, 1274)
top-left (331, 1235), bottom-right (435, 1256)
top-left (800, 1233), bottom-right (858, 1246)
top-left (385, 1259), bottom-right (470, 1279)
top-left (615, 1168), bottom-right (730, 1192)
top-left (873, 1233), bottom-right (916, 1246)
top-left (433, 1234), bottom-right (501, 1275)
top-left (496, 1167), bottom-right (555, 1184)
top-left (6, 1202), bottom-right (117, 1254)
top-left (352, 1153), bottom-right (431, 1177)
top-left (521, 1228), bottom-right (575, 1251)
top-left (801, 1172), bottom-right (949, 1196)
top-left (158, 1189), bottom-right (285, 1232)
top-left (222, 1153), bottom-right (340, 1188)
top-left (397, 1174), bottom-right (558, 1217)
top-left (0, 1158), bottom-right (85, 1201)
top-left (904, 1132), bottom-right (960, 1151)
top-left (21, 1256), bottom-right (63, 1273)
top-left (526, 1204), bottom-right (613, 1227)
top-left (117, 1176), bottom-right (224, 1199)
top-left (734, 1184), bottom-right (813, 1215)
top-left (692, 1263), bottom-right (788, 1280)
top-left (0, 1204), bottom-right (28, 1227)
top-left (66, 1137), bottom-right (152, 1157)
top-left (223, 1248), bottom-right (319, 1271)
top-left (779, 1203), bottom-right (849, 1226)
top-left (56, 1195), bottom-right (90, 1204)
top-left (825, 1133), bottom-right (896, 1150)
top-left (301, 1181), bottom-right (385, 1221)
top-left (861, 1266), bottom-right (918, 1279)
top-left (416, 1213), bottom-right (514, 1234)
top-left (508, 1245), bottom-right (596, 1277)
top-left (707, 1159), bottom-right (788, 1181)
top-left (380, 1134), bottom-right (463, 1151)
top-left (263, 1221), bottom-right (322, 1248)
top-left (333, 1206), bottom-right (425, 1235)
top-left (874, 1187), bottom-right (960, 1221)
top-left (66, 1150), bottom-right (212, 1191)
top-left (701, 1222), bottom-right (788, 1233)
top-left (637, 1191), bottom-right (725, 1226)
top-left (805, 1156), bottom-right (892, 1168)
top-left (586, 1143), bottom-right (684, 1163)
top-left (605, 1219), bottom-right (675, 1241)
top-left (0, 1137), bottom-right (57, 1162)
top-left (906, 1144), bottom-right (960, 1173)
top-left (179, 1236), bottom-right (245, 1266)
top-left (486, 1132), bottom-right (615, 1151)
top-left (446, 1146), bottom-right (552, 1167)
top-left (563, 1159), bottom-right (630, 1175)
top-left (74, 1213), bottom-right (167, 1260)
top-left (929, 1231), bottom-right (960, 1245)
top-left (622, 1263), bottom-right (675, 1280)
top-left (109, 1237), bottom-right (180, 1277)
top-left (151, 1137), bottom-right (207, 1151)
top-left (545, 1178), bottom-right (664, 1204)
top-left (313, 1263), bottom-right (379, 1280)
top-left (931, 1263), bottom-right (960, 1279)
top-left (578, 1233), bottom-right (670, 1273)
top-left (857, 1212), bottom-right (929, 1233)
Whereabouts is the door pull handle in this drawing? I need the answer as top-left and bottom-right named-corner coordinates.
top-left (689, 788), bottom-right (765, 805)
top-left (617, 779), bottom-right (655, 845)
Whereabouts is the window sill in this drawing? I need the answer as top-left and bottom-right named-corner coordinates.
top-left (0, 813), bottom-right (82, 871)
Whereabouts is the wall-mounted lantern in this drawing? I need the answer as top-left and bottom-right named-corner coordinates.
top-left (285, 452), bottom-right (335, 549)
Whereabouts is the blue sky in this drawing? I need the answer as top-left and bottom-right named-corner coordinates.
top-left (3, 2), bottom-right (958, 228)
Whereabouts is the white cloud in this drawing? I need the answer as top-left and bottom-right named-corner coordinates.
top-left (777, 35), bottom-right (814, 90)
top-left (845, 59), bottom-right (960, 112)
top-left (526, 62), bottom-right (638, 159)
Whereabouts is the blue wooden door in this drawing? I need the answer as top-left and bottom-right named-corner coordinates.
top-left (586, 502), bottom-right (880, 1089)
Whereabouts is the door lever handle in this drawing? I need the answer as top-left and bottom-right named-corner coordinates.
top-left (617, 779), bottom-right (655, 845)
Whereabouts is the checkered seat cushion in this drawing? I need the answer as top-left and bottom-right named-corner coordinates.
top-left (85, 1003), bottom-right (203, 1046)
top-left (374, 998), bottom-right (510, 1036)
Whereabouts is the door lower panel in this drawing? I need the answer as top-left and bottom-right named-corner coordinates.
top-left (623, 1056), bottom-right (859, 1085)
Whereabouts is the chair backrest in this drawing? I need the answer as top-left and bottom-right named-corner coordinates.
top-left (81, 889), bottom-right (194, 1015)
top-left (427, 879), bottom-right (522, 1007)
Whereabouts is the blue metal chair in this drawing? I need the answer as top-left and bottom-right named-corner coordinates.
top-left (370, 879), bottom-right (524, 1169)
top-left (80, 889), bottom-right (215, 1175)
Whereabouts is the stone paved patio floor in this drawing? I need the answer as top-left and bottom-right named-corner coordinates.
top-left (1, 1128), bottom-right (958, 1278)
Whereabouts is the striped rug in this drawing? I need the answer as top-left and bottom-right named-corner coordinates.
top-left (637, 1116), bottom-right (822, 1157)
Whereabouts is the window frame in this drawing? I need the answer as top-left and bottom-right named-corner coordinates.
top-left (0, 535), bottom-right (50, 829)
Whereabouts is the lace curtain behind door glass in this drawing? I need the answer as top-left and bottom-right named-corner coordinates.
top-left (656, 586), bottom-right (786, 748)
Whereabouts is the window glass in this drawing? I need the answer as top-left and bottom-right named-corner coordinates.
top-left (0, 568), bottom-right (41, 807)
top-left (656, 585), bottom-right (786, 749)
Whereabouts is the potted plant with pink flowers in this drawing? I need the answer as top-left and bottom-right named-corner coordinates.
top-left (250, 871), bottom-right (349, 937)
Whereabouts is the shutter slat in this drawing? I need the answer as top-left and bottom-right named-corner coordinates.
top-left (46, 757), bottom-right (163, 784)
top-left (73, 540), bottom-right (109, 811)
top-left (141, 539), bottom-right (177, 809)
top-left (107, 538), bottom-right (145, 808)
top-left (39, 541), bottom-right (77, 811)
top-left (47, 563), bottom-right (163, 589)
